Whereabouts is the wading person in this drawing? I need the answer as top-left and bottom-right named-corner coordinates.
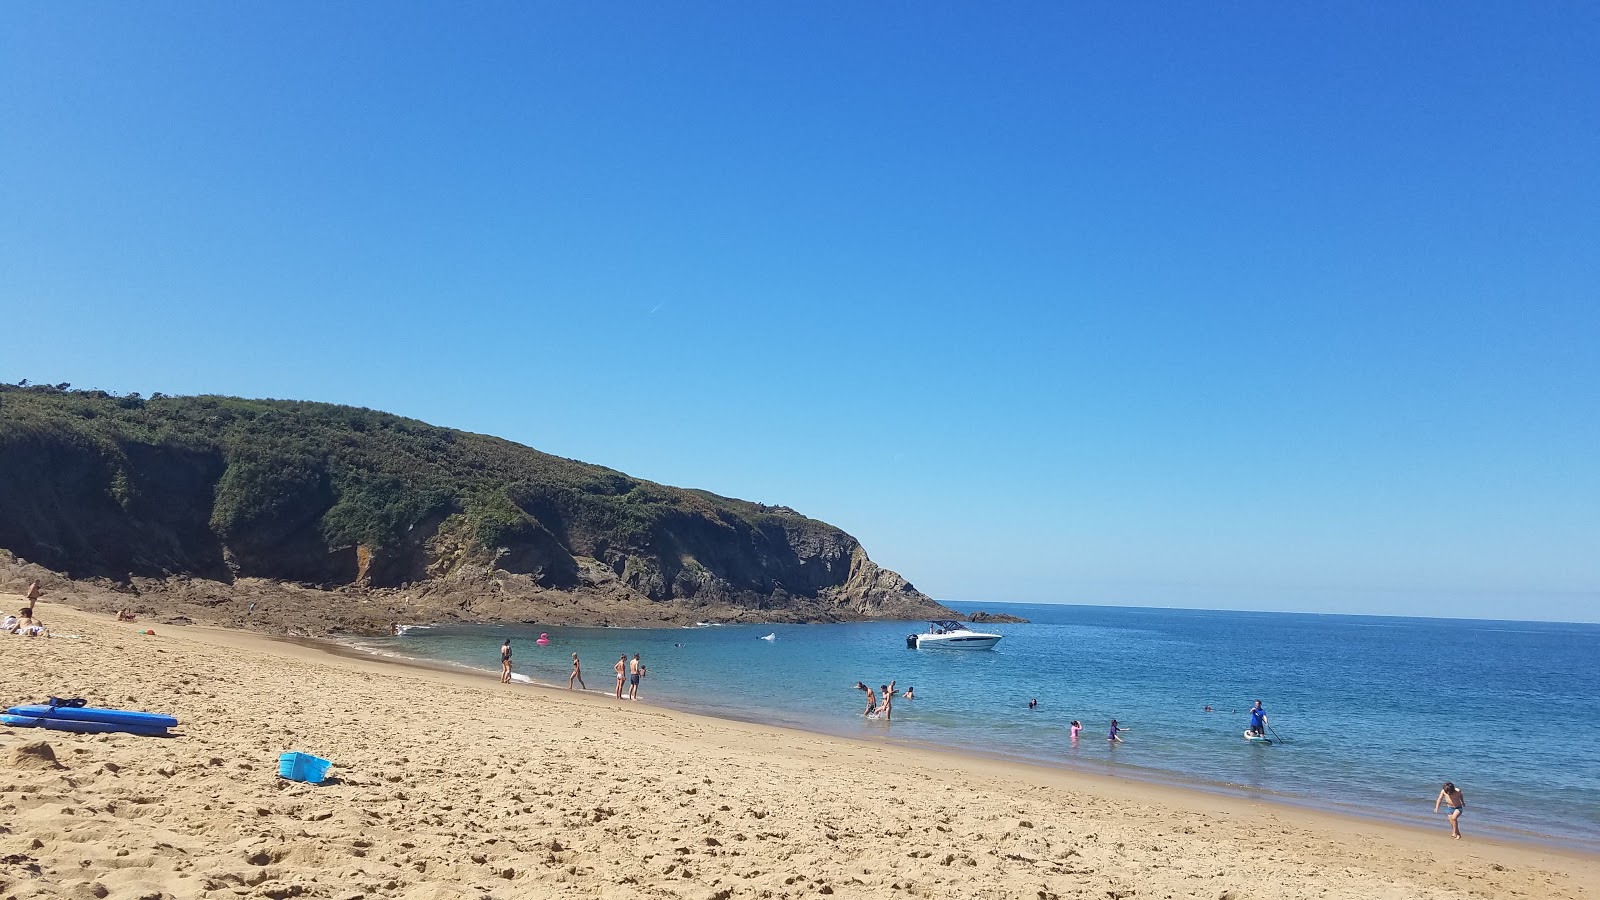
top-left (1435, 782), bottom-right (1466, 839)
top-left (628, 653), bottom-right (646, 700)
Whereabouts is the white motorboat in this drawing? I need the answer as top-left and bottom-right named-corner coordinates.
top-left (905, 620), bottom-right (1002, 650)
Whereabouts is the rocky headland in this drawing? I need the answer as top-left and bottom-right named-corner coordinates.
top-left (0, 385), bottom-right (973, 635)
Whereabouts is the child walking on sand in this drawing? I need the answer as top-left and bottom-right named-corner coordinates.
top-left (1434, 782), bottom-right (1466, 839)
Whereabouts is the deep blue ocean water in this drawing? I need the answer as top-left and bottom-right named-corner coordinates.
top-left (346, 602), bottom-right (1600, 850)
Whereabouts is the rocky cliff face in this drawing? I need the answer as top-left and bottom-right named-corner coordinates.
top-left (0, 386), bottom-right (953, 630)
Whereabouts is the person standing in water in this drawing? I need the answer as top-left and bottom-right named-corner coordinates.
top-left (1070, 720), bottom-right (1081, 742)
top-left (499, 640), bottom-right (513, 683)
top-left (1108, 719), bottom-right (1124, 743)
top-left (855, 682), bottom-right (876, 717)
top-left (878, 684), bottom-right (896, 722)
top-left (1248, 700), bottom-right (1269, 737)
top-left (1435, 782), bottom-right (1467, 839)
top-left (569, 652), bottom-right (585, 690)
top-left (627, 653), bottom-right (646, 700)
top-left (614, 655), bottom-right (628, 699)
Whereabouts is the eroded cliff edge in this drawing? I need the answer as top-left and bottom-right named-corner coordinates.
top-left (0, 385), bottom-right (955, 633)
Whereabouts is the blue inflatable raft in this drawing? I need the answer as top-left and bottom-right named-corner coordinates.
top-left (4, 705), bottom-right (177, 736)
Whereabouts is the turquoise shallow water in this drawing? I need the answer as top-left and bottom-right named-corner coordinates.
top-left (346, 601), bottom-right (1600, 850)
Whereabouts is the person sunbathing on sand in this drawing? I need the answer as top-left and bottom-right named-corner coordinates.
top-left (14, 609), bottom-right (47, 637)
top-left (117, 609), bottom-right (137, 622)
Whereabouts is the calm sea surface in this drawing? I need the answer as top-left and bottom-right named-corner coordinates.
top-left (345, 602), bottom-right (1600, 850)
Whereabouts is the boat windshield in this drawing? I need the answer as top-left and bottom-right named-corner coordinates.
top-left (928, 620), bottom-right (967, 633)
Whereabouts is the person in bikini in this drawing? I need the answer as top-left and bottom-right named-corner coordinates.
top-left (875, 684), bottom-right (897, 721)
top-left (1435, 782), bottom-right (1467, 839)
top-left (500, 640), bottom-right (513, 683)
top-left (569, 652), bottom-right (585, 690)
top-left (614, 655), bottom-right (628, 699)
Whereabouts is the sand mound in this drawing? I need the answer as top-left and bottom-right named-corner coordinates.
top-left (9, 740), bottom-right (63, 770)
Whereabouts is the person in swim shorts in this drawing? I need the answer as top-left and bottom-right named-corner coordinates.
top-left (856, 682), bottom-right (876, 717)
top-left (627, 653), bottom-right (645, 700)
top-left (1434, 781), bottom-right (1466, 839)
top-left (1248, 700), bottom-right (1268, 737)
top-left (614, 655), bottom-right (628, 699)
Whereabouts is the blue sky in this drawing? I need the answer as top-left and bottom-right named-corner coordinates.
top-left (3, 4), bottom-right (1596, 622)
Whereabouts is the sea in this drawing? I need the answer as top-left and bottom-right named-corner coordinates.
top-left (342, 601), bottom-right (1600, 851)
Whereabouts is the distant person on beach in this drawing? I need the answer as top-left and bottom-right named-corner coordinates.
top-left (628, 653), bottom-right (646, 700)
top-left (13, 609), bottom-right (46, 637)
top-left (25, 581), bottom-right (40, 605)
top-left (500, 640), bottom-right (513, 683)
top-left (1435, 782), bottom-right (1466, 839)
top-left (569, 653), bottom-right (585, 690)
top-left (856, 682), bottom-right (876, 717)
top-left (116, 608), bottom-right (136, 622)
top-left (1, 614), bottom-right (17, 633)
top-left (1070, 720), bottom-right (1081, 742)
top-left (614, 655), bottom-right (628, 699)
top-left (1248, 700), bottom-right (1268, 737)
top-left (1108, 719), bottom-right (1123, 743)
top-left (1028, 698), bottom-right (1038, 710)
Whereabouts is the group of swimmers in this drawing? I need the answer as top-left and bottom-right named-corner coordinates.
top-left (498, 640), bottom-right (647, 700)
top-left (854, 680), bottom-right (912, 720)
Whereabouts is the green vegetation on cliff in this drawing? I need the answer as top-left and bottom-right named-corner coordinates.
top-left (0, 384), bottom-right (931, 616)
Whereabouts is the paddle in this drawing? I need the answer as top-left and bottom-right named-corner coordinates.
top-left (1269, 723), bottom-right (1287, 744)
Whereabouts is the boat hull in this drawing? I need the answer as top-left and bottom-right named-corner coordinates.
top-left (913, 634), bottom-right (1001, 650)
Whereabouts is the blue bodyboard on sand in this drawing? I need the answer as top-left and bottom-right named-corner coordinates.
top-left (6, 705), bottom-right (178, 729)
top-left (2, 713), bottom-right (172, 737)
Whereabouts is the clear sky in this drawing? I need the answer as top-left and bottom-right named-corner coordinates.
top-left (3, 4), bottom-right (1596, 622)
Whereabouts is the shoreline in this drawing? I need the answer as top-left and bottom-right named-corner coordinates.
top-left (324, 628), bottom-right (1599, 857)
top-left (6, 606), bottom-right (1597, 899)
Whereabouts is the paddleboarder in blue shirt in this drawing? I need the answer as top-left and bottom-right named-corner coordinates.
top-left (1248, 700), bottom-right (1268, 737)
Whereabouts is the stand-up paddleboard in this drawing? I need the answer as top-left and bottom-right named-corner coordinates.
top-left (1243, 730), bottom-right (1272, 745)
top-left (2, 713), bottom-right (173, 737)
top-left (7, 705), bottom-right (178, 729)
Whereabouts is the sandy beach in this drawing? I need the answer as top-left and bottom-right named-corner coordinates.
top-left (2, 606), bottom-right (1595, 900)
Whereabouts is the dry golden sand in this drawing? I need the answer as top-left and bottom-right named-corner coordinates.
top-left (2, 608), bottom-right (1595, 900)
